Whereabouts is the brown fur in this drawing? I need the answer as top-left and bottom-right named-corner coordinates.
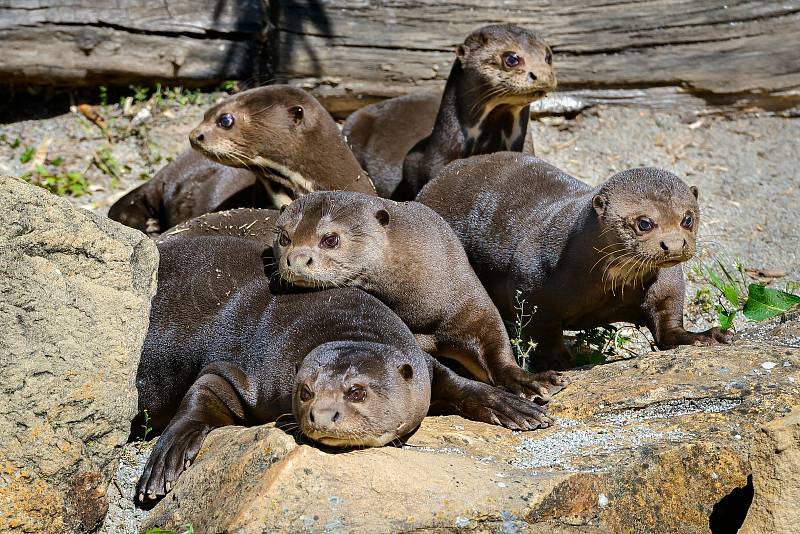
top-left (344, 24), bottom-right (556, 200)
top-left (107, 150), bottom-right (261, 236)
top-left (191, 85), bottom-right (375, 206)
top-left (274, 191), bottom-right (569, 399)
top-left (417, 153), bottom-right (732, 370)
top-left (134, 233), bottom-right (553, 504)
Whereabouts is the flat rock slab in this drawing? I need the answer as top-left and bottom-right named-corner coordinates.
top-left (143, 341), bottom-right (798, 533)
top-left (0, 176), bottom-right (158, 532)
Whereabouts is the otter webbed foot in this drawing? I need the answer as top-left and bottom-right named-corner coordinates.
top-left (136, 419), bottom-right (210, 505)
top-left (658, 326), bottom-right (733, 349)
top-left (430, 358), bottom-right (553, 430)
top-left (495, 366), bottom-right (570, 404)
top-left (470, 382), bottom-right (554, 430)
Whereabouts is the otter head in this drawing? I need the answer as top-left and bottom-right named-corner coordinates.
top-left (591, 168), bottom-right (700, 286)
top-left (457, 24), bottom-right (556, 106)
top-left (274, 192), bottom-right (390, 289)
top-left (293, 341), bottom-right (430, 447)
top-left (189, 85), bottom-right (324, 190)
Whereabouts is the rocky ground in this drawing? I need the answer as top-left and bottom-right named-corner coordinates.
top-left (1, 90), bottom-right (798, 532)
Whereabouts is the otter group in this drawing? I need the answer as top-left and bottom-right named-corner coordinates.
top-left (115, 24), bottom-right (731, 504)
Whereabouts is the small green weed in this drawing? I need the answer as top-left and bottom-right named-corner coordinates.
top-left (130, 85), bottom-right (150, 103)
top-left (22, 165), bottom-right (88, 197)
top-left (573, 325), bottom-right (633, 366)
top-left (507, 290), bottom-right (536, 370)
top-left (19, 146), bottom-right (35, 164)
top-left (216, 80), bottom-right (238, 93)
top-left (696, 259), bottom-right (800, 330)
top-left (140, 409), bottom-right (153, 442)
top-left (99, 85), bottom-right (109, 107)
top-left (93, 146), bottom-right (127, 189)
top-left (693, 287), bottom-right (714, 314)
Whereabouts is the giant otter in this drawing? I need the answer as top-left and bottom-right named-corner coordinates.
top-left (109, 85), bottom-right (374, 235)
top-left (135, 234), bottom-right (553, 503)
top-left (416, 153), bottom-right (732, 370)
top-left (343, 24), bottom-right (556, 199)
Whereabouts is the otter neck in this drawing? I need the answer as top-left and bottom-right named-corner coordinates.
top-left (251, 127), bottom-right (374, 201)
top-left (433, 61), bottom-right (530, 160)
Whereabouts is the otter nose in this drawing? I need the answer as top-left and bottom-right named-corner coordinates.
top-left (195, 133), bottom-right (205, 143)
top-left (309, 408), bottom-right (340, 426)
top-left (660, 237), bottom-right (687, 254)
top-left (287, 250), bottom-right (313, 268)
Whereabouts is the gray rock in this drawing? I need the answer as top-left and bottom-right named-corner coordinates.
top-left (0, 176), bottom-right (157, 533)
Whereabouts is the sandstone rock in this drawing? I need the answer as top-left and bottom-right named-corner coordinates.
top-left (0, 177), bottom-right (158, 533)
top-left (143, 340), bottom-right (799, 533)
top-left (739, 407), bottom-right (800, 534)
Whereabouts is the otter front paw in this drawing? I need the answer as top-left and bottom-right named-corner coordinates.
top-left (469, 383), bottom-right (553, 430)
top-left (659, 327), bottom-right (733, 349)
top-left (495, 366), bottom-right (569, 404)
top-left (136, 423), bottom-right (209, 505)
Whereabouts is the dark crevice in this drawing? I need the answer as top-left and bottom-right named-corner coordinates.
top-left (709, 474), bottom-right (754, 534)
top-left (20, 20), bottom-right (258, 41)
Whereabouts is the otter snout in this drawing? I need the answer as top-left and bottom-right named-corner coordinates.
top-left (309, 405), bottom-right (341, 428)
top-left (285, 248), bottom-right (314, 269)
top-left (189, 126), bottom-right (209, 149)
top-left (659, 235), bottom-right (688, 256)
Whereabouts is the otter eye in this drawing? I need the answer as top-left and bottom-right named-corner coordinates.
top-left (279, 230), bottom-right (291, 247)
top-left (299, 384), bottom-right (313, 402)
top-left (636, 217), bottom-right (654, 232)
top-left (681, 214), bottom-right (694, 229)
top-left (502, 52), bottom-right (520, 68)
top-left (319, 233), bottom-right (339, 249)
top-left (217, 113), bottom-right (235, 129)
top-left (344, 385), bottom-right (366, 402)
top-left (545, 49), bottom-right (552, 65)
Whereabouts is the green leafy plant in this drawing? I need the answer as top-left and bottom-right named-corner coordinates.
top-left (130, 85), bottom-right (150, 103)
top-left (140, 409), bottom-right (153, 442)
top-left (22, 165), bottom-right (88, 197)
top-left (507, 290), bottom-right (536, 370)
top-left (93, 146), bottom-right (126, 189)
top-left (216, 80), bottom-right (238, 93)
top-left (573, 325), bottom-right (632, 366)
top-left (19, 146), bottom-right (35, 164)
top-left (99, 85), bottom-right (109, 107)
top-left (698, 259), bottom-right (800, 330)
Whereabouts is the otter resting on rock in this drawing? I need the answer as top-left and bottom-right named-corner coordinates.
top-left (109, 85), bottom-right (375, 236)
top-left (134, 234), bottom-right (552, 504)
top-left (343, 24), bottom-right (556, 200)
top-left (417, 153), bottom-right (732, 370)
top-left (273, 191), bottom-right (568, 400)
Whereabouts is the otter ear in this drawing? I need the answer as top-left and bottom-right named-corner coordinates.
top-left (289, 105), bottom-right (304, 123)
top-left (398, 364), bottom-right (413, 381)
top-left (592, 194), bottom-right (607, 216)
top-left (279, 204), bottom-right (289, 214)
top-left (375, 209), bottom-right (390, 227)
top-left (689, 186), bottom-right (699, 200)
top-left (455, 44), bottom-right (466, 58)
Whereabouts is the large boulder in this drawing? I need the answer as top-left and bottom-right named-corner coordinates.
top-left (143, 340), bottom-right (799, 532)
top-left (0, 177), bottom-right (158, 533)
top-left (739, 407), bottom-right (800, 534)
